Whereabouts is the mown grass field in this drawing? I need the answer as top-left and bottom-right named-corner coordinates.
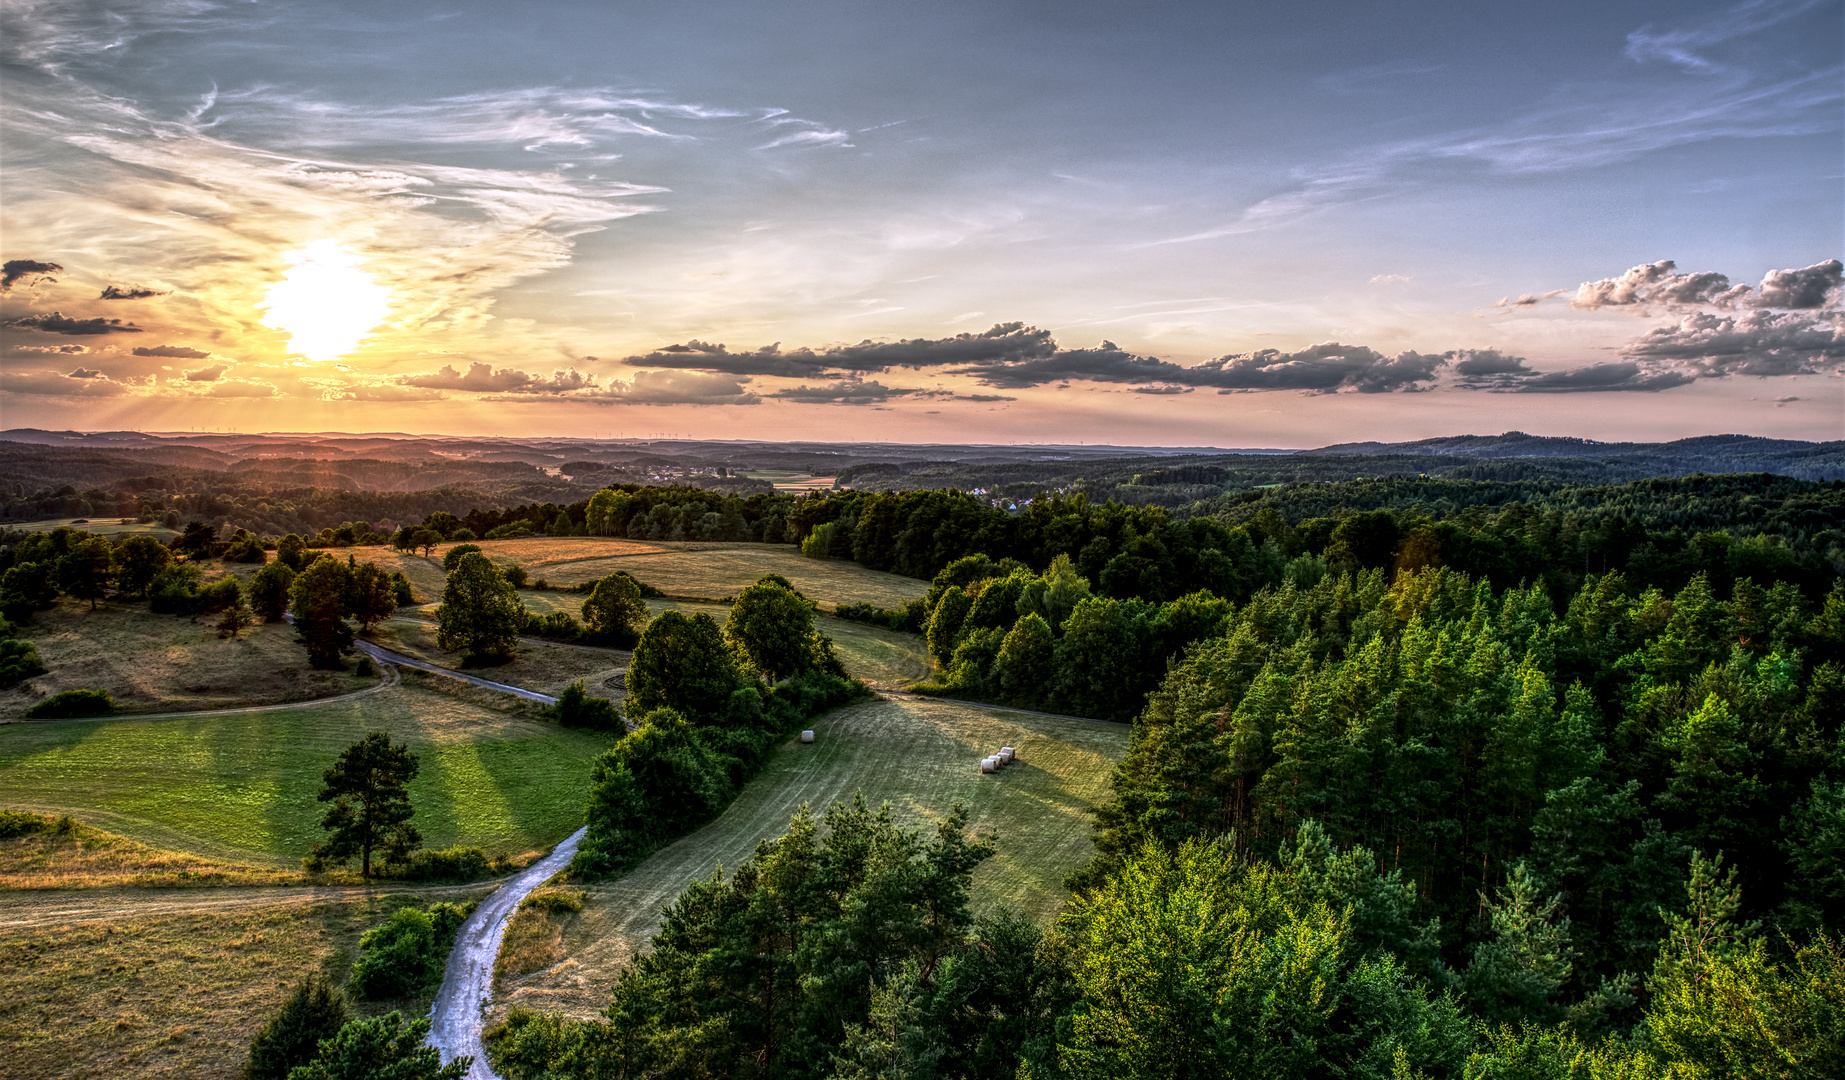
top-left (0, 889), bottom-right (488, 1080)
top-left (0, 814), bottom-right (301, 889)
top-left (362, 538), bottom-right (926, 610)
top-left (2, 603), bottom-right (379, 719)
top-left (0, 681), bottom-right (615, 866)
top-left (9, 518), bottom-right (179, 540)
top-left (493, 695), bottom-right (1127, 1020)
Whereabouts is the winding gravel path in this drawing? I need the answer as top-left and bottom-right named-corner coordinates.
top-left (428, 826), bottom-right (587, 1079)
top-left (355, 640), bottom-right (558, 705)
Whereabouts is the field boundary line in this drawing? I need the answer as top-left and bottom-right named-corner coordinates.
top-left (0, 663), bottom-right (402, 726)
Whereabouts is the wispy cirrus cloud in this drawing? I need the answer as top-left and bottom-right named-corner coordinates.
top-left (1161, 1), bottom-right (1841, 242)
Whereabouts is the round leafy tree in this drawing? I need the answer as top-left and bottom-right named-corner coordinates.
top-left (435, 552), bottom-right (523, 659)
top-left (626, 610), bottom-right (745, 721)
top-left (581, 573), bottom-right (649, 647)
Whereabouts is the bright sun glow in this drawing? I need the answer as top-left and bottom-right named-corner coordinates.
top-left (258, 240), bottom-right (392, 362)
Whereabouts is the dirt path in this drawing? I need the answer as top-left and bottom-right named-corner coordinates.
top-left (428, 826), bottom-right (586, 1079)
top-left (0, 877), bottom-right (487, 929)
top-left (356, 640), bottom-right (558, 705)
top-left (0, 663), bottom-right (401, 726)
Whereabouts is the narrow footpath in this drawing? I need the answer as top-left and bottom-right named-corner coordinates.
top-left (428, 826), bottom-right (587, 1079)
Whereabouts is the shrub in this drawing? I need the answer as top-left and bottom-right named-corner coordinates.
top-left (0, 637), bottom-right (48, 689)
top-left (484, 521), bottom-right (535, 540)
top-left (521, 888), bottom-right (585, 915)
top-left (834, 597), bottom-right (928, 633)
top-left (242, 972), bottom-right (349, 1080)
top-left (441, 543), bottom-right (483, 573)
top-left (389, 846), bottom-right (490, 882)
top-left (354, 657), bottom-right (377, 677)
top-left (26, 688), bottom-right (115, 719)
top-left (148, 563), bottom-right (204, 614)
top-left (390, 570), bottom-right (415, 606)
top-left (349, 902), bottom-right (472, 999)
top-left (521, 609), bottom-right (582, 643)
top-left (0, 809), bottom-right (52, 839)
top-left (449, 527), bottom-right (477, 542)
top-left (197, 576), bottom-right (241, 614)
top-left (551, 679), bottom-right (623, 730)
top-left (285, 1012), bottom-right (466, 1080)
top-left (503, 563), bottom-right (529, 588)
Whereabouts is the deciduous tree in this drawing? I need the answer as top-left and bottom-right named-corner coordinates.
top-left (249, 561), bottom-right (297, 622)
top-left (626, 609), bottom-right (745, 720)
top-left (113, 534), bottom-right (172, 597)
top-left (291, 558), bottom-right (356, 668)
top-left (435, 552), bottom-right (523, 659)
top-left (55, 537), bottom-right (115, 609)
top-left (580, 572), bottom-right (648, 647)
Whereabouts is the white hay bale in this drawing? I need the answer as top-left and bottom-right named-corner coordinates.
top-left (800, 730), bottom-right (815, 744)
top-left (980, 757), bottom-right (997, 773)
top-left (999, 746), bottom-right (1015, 763)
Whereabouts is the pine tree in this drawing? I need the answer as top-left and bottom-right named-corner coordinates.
top-left (311, 732), bottom-right (421, 879)
top-left (242, 972), bottom-right (348, 1080)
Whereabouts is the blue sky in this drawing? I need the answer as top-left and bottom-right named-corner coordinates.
top-left (1, 0), bottom-right (1840, 444)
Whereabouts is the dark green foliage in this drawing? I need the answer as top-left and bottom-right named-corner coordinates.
top-left (277, 534), bottom-right (310, 571)
top-left (243, 973), bottom-right (349, 1080)
top-left (172, 520), bottom-right (218, 559)
top-left (579, 572), bottom-right (647, 646)
top-left (571, 707), bottom-right (731, 875)
top-left (225, 531), bottom-right (268, 563)
top-left (835, 596), bottom-right (929, 633)
top-left (389, 570), bottom-right (414, 606)
top-left (565, 798), bottom-right (994, 1079)
top-left (440, 543), bottom-right (482, 572)
top-left (249, 561), bottom-right (297, 622)
top-left (284, 1011), bottom-right (468, 1080)
top-left (54, 536), bottom-right (114, 609)
top-left (290, 558), bottom-right (355, 668)
top-left (434, 552), bottom-right (523, 659)
top-left (0, 636), bottom-right (47, 689)
top-left (550, 679), bottom-right (623, 730)
top-left (112, 534), bottom-right (172, 597)
top-left (1056, 839), bottom-right (1468, 1080)
top-left (25, 687), bottom-right (114, 718)
top-left (519, 608), bottom-right (582, 642)
top-left (625, 609), bottom-right (746, 720)
top-left (197, 575), bottom-right (241, 614)
top-left (347, 562), bottom-right (398, 630)
top-left (348, 903), bottom-right (470, 999)
top-left (503, 562), bottom-right (529, 587)
top-left (146, 562), bottom-right (202, 614)
top-left (726, 576), bottom-right (837, 681)
top-left (387, 846), bottom-right (490, 882)
top-left (310, 732), bottom-right (421, 879)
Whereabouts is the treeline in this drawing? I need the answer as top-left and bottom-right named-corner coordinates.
top-left (568, 575), bottom-right (872, 877)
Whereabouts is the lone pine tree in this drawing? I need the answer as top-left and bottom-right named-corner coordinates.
top-left (312, 732), bottom-right (421, 879)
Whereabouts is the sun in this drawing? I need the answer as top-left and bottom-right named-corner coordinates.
top-left (258, 240), bottom-right (392, 362)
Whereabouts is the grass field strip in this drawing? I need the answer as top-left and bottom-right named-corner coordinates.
top-left (496, 695), bottom-right (1128, 1020)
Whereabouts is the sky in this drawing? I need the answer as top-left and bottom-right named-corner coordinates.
top-left (1, 0), bottom-right (1841, 446)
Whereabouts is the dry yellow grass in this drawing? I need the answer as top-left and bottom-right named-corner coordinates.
top-left (0, 815), bottom-right (301, 890)
top-left (0, 890), bottom-right (488, 1080)
top-left (1, 602), bottom-right (379, 720)
top-left (493, 887), bottom-right (585, 987)
top-left (353, 538), bottom-right (926, 610)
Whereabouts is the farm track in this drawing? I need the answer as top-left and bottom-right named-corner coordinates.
top-left (356, 640), bottom-right (559, 705)
top-left (0, 877), bottom-right (494, 930)
top-left (0, 663), bottom-right (402, 726)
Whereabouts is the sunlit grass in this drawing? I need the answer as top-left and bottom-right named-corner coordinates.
top-left (0, 683), bottom-right (615, 866)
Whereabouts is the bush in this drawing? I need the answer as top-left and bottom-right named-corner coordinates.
top-left (390, 570), bottom-right (415, 606)
top-left (349, 902), bottom-right (472, 999)
top-left (521, 888), bottom-right (585, 915)
top-left (0, 809), bottom-right (54, 839)
top-left (503, 563), bottom-right (529, 588)
top-left (485, 521), bottom-right (535, 540)
top-left (551, 679), bottom-right (623, 730)
top-left (148, 563), bottom-right (204, 614)
top-left (285, 1012), bottom-right (466, 1080)
top-left (26, 688), bottom-right (115, 719)
top-left (242, 972), bottom-right (349, 1080)
top-left (389, 846), bottom-right (490, 882)
top-left (197, 575), bottom-right (241, 614)
top-left (521, 609), bottom-right (582, 643)
top-left (0, 637), bottom-right (48, 689)
top-left (449, 528), bottom-right (477, 542)
top-left (354, 657), bottom-right (377, 677)
top-left (441, 543), bottom-right (483, 572)
top-left (835, 597), bottom-right (928, 633)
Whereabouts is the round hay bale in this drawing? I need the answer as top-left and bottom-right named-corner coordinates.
top-left (800, 730), bottom-right (815, 744)
top-left (980, 757), bottom-right (997, 773)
